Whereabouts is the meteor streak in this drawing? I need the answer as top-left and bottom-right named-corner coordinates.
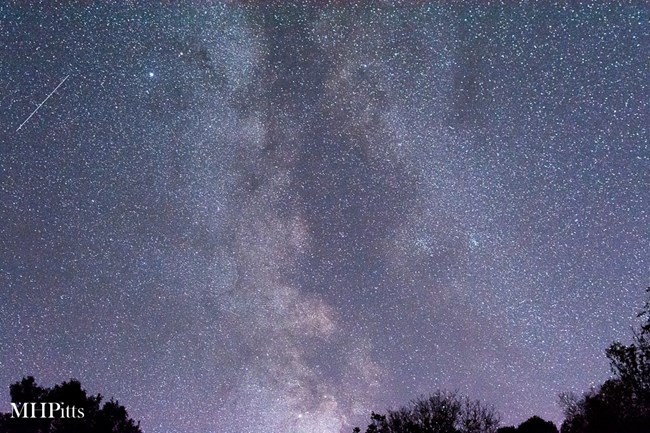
top-left (16, 75), bottom-right (69, 132)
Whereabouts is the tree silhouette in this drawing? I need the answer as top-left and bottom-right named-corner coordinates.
top-left (496, 416), bottom-right (557, 433)
top-left (559, 288), bottom-right (650, 433)
top-left (605, 288), bottom-right (650, 402)
top-left (352, 390), bottom-right (500, 433)
top-left (0, 376), bottom-right (142, 433)
top-left (516, 416), bottom-right (558, 433)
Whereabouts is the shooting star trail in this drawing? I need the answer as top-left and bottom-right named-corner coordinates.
top-left (16, 75), bottom-right (69, 132)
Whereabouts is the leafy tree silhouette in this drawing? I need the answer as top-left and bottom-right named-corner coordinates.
top-left (496, 416), bottom-right (558, 433)
top-left (516, 416), bottom-right (558, 433)
top-left (606, 288), bottom-right (650, 402)
top-left (0, 376), bottom-right (142, 433)
top-left (352, 390), bottom-right (500, 433)
top-left (559, 287), bottom-right (650, 433)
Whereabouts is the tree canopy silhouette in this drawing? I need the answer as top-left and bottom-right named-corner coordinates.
top-left (0, 376), bottom-right (142, 433)
top-left (497, 415), bottom-right (558, 433)
top-left (559, 288), bottom-right (650, 433)
top-left (352, 390), bottom-right (500, 433)
top-left (516, 416), bottom-right (558, 433)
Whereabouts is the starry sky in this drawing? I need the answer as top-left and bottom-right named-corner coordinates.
top-left (0, 2), bottom-right (648, 432)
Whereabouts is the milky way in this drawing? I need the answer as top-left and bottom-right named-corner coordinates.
top-left (1, 2), bottom-right (648, 433)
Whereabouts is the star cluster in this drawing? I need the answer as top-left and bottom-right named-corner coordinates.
top-left (1, 2), bottom-right (648, 433)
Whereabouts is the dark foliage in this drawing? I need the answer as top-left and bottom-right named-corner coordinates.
top-left (517, 416), bottom-right (558, 433)
top-left (0, 376), bottom-right (142, 433)
top-left (353, 390), bottom-right (500, 433)
top-left (496, 416), bottom-right (558, 433)
top-left (559, 288), bottom-right (650, 433)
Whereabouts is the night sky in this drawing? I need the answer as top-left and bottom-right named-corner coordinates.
top-left (1, 2), bottom-right (648, 433)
